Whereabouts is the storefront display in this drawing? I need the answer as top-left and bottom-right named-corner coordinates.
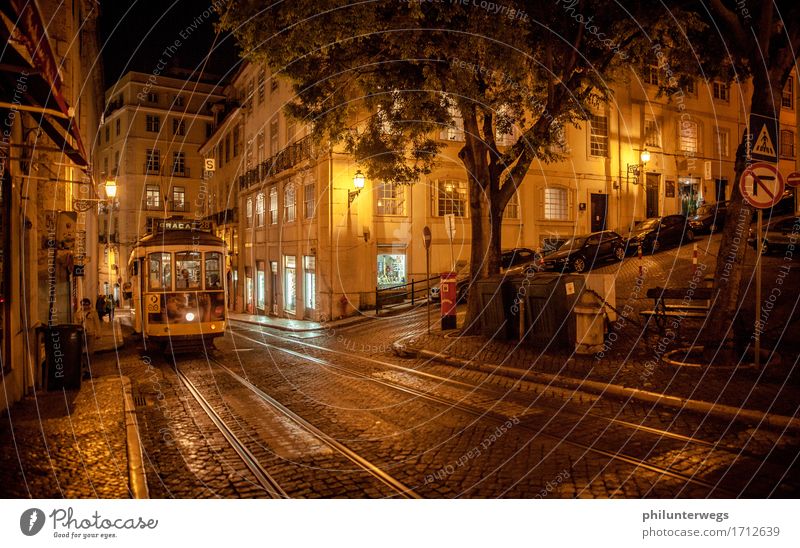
top-left (377, 252), bottom-right (406, 288)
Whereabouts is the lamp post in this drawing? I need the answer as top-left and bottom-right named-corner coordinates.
top-left (104, 179), bottom-right (117, 298)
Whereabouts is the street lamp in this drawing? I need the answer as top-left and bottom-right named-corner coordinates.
top-left (105, 179), bottom-right (117, 199)
top-left (626, 149), bottom-right (650, 185)
top-left (349, 170), bottom-right (365, 207)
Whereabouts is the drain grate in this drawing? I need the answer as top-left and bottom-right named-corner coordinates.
top-left (132, 392), bottom-right (148, 407)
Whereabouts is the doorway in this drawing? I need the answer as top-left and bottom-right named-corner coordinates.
top-left (678, 177), bottom-right (701, 216)
top-left (590, 193), bottom-right (607, 232)
top-left (715, 178), bottom-right (728, 203)
top-left (645, 173), bottom-right (660, 218)
top-left (269, 261), bottom-right (278, 315)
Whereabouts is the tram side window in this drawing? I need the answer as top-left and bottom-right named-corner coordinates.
top-left (175, 251), bottom-right (201, 289)
top-left (148, 253), bottom-right (172, 291)
top-left (205, 252), bottom-right (223, 289)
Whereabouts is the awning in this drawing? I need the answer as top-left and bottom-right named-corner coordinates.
top-left (0, 0), bottom-right (89, 168)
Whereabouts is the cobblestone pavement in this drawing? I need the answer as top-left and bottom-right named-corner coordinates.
top-left (0, 377), bottom-right (129, 498)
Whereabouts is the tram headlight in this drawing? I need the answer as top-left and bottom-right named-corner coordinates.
top-left (185, 312), bottom-right (195, 322)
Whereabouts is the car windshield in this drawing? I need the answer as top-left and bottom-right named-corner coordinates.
top-left (637, 219), bottom-right (660, 230)
top-left (696, 205), bottom-right (716, 216)
top-left (559, 236), bottom-right (586, 249)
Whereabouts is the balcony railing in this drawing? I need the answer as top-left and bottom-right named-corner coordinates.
top-left (239, 135), bottom-right (314, 191)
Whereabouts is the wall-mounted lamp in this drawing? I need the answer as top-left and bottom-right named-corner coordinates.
top-left (105, 179), bottom-right (118, 199)
top-left (626, 149), bottom-right (650, 185)
top-left (349, 170), bottom-right (365, 207)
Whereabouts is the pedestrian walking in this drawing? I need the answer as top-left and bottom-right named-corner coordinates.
top-left (105, 294), bottom-right (115, 322)
top-left (77, 298), bottom-right (101, 378)
top-left (95, 294), bottom-right (106, 322)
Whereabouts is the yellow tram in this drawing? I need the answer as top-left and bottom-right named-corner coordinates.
top-left (128, 220), bottom-right (226, 350)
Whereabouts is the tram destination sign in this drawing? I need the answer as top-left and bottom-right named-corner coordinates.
top-left (156, 219), bottom-right (213, 232)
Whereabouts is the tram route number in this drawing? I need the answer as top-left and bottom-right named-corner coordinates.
top-left (146, 295), bottom-right (160, 313)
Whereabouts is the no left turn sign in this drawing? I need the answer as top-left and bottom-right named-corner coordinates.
top-left (739, 162), bottom-right (785, 209)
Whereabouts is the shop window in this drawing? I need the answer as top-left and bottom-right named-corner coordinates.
top-left (377, 251), bottom-right (406, 289)
top-left (148, 252), bottom-right (172, 291)
top-left (284, 256), bottom-right (296, 313)
top-left (304, 256), bottom-right (316, 310)
top-left (256, 261), bottom-right (266, 310)
top-left (175, 251), bottom-right (201, 289)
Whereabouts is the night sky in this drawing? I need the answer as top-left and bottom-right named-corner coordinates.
top-left (99, 0), bottom-right (238, 88)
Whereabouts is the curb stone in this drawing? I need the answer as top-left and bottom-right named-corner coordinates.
top-left (122, 376), bottom-right (149, 499)
top-left (392, 339), bottom-right (800, 432)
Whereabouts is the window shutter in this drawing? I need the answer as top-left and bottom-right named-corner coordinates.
top-left (537, 187), bottom-right (545, 220)
top-left (431, 180), bottom-right (438, 217)
top-left (568, 188), bottom-right (576, 221)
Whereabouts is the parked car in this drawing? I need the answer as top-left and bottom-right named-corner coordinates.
top-left (541, 230), bottom-right (626, 273)
top-left (753, 190), bottom-right (795, 221)
top-left (626, 214), bottom-right (695, 253)
top-left (689, 202), bottom-right (728, 234)
top-left (501, 247), bottom-right (544, 270)
top-left (748, 216), bottom-right (800, 255)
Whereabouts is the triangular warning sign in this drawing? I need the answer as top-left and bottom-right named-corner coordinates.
top-left (753, 125), bottom-right (776, 157)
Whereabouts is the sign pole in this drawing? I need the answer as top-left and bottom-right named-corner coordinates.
top-left (423, 226), bottom-right (432, 334)
top-left (755, 209), bottom-right (762, 369)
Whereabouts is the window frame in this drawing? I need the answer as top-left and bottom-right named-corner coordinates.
top-left (543, 187), bottom-right (569, 221)
top-left (679, 119), bottom-right (699, 154)
top-left (376, 181), bottom-right (406, 216)
top-left (269, 186), bottom-right (278, 224)
top-left (714, 127), bottom-right (730, 158)
top-left (589, 113), bottom-right (609, 157)
top-left (146, 148), bottom-right (160, 173)
top-left (284, 182), bottom-right (296, 223)
top-left (780, 129), bottom-right (795, 158)
top-left (256, 191), bottom-right (265, 227)
top-left (145, 114), bottom-right (160, 133)
top-left (782, 77), bottom-right (794, 110)
top-left (246, 196), bottom-right (253, 228)
top-left (712, 81), bottom-right (730, 102)
top-left (304, 181), bottom-right (315, 219)
top-left (435, 180), bottom-right (467, 217)
top-left (147, 252), bottom-right (172, 292)
top-left (145, 184), bottom-right (161, 210)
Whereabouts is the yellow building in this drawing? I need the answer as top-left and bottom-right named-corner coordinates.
top-left (201, 60), bottom-right (798, 323)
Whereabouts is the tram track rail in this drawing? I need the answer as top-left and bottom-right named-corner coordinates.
top-left (174, 354), bottom-right (420, 499)
top-left (228, 321), bottom-right (743, 496)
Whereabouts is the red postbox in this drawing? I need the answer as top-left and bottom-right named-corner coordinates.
top-left (440, 271), bottom-right (457, 330)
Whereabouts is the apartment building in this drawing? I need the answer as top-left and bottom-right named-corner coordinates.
top-left (96, 71), bottom-right (224, 298)
top-left (202, 60), bottom-right (798, 323)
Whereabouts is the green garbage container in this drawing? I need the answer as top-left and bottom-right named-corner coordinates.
top-left (473, 276), bottom-right (516, 339)
top-left (40, 325), bottom-right (83, 391)
top-left (514, 273), bottom-right (584, 350)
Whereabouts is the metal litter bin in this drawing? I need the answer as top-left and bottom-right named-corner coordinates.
top-left (515, 273), bottom-right (584, 350)
top-left (39, 325), bottom-right (83, 391)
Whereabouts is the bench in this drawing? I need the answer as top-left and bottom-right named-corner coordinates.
top-left (641, 286), bottom-right (714, 333)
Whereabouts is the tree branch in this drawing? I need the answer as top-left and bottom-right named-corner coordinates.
top-left (707, 0), bottom-right (750, 46)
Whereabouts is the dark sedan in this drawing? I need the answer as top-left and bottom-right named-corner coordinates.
top-left (627, 215), bottom-right (695, 253)
top-left (541, 230), bottom-right (626, 273)
top-left (689, 202), bottom-right (728, 234)
top-left (748, 216), bottom-right (800, 255)
top-left (501, 247), bottom-right (544, 270)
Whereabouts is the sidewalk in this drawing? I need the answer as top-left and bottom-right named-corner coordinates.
top-left (0, 319), bottom-right (146, 498)
top-left (394, 312), bottom-right (800, 430)
top-left (228, 303), bottom-right (414, 332)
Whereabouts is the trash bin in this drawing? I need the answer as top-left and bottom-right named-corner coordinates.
top-left (473, 276), bottom-right (516, 339)
top-left (574, 290), bottom-right (607, 355)
top-left (514, 273), bottom-right (584, 350)
top-left (39, 325), bottom-right (83, 391)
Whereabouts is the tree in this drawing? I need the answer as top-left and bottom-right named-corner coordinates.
top-left (219, 1), bottom-right (707, 330)
top-left (697, 1), bottom-right (800, 364)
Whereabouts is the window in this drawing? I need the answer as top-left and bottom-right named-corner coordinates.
top-left (269, 186), bottom-right (278, 224)
top-left (377, 250), bottom-right (406, 288)
top-left (257, 68), bottom-right (266, 104)
top-left (643, 61), bottom-right (659, 86)
top-left (146, 149), bottom-right (160, 173)
top-left (148, 252), bottom-right (171, 291)
top-left (104, 125), bottom-right (110, 143)
top-left (436, 180), bottom-right (467, 217)
top-left (544, 187), bottom-right (568, 221)
top-left (103, 156), bottom-right (108, 175)
top-left (175, 251), bottom-right (201, 289)
top-left (504, 190), bottom-right (519, 219)
top-left (172, 151), bottom-right (185, 175)
top-left (304, 181), bottom-right (315, 219)
top-left (713, 81), bottom-right (729, 102)
top-left (146, 92), bottom-right (158, 103)
top-left (685, 78), bottom-right (696, 95)
top-left (146, 115), bottom-right (160, 132)
top-left (257, 130), bottom-right (265, 165)
top-left (679, 120), bottom-right (699, 153)
top-left (303, 256), bottom-right (316, 310)
top-left (284, 255), bottom-right (296, 313)
top-left (246, 196), bottom-right (253, 227)
top-left (440, 105), bottom-right (464, 141)
top-left (781, 129), bottom-right (795, 158)
top-left (173, 95), bottom-right (184, 107)
top-left (256, 192), bottom-right (265, 227)
top-left (115, 118), bottom-right (120, 136)
top-left (284, 183), bottom-right (296, 222)
top-left (233, 125), bottom-right (241, 156)
top-left (205, 122), bottom-right (213, 138)
top-left (589, 114), bottom-right (609, 157)
top-left (376, 182), bottom-right (405, 215)
top-left (714, 127), bottom-right (730, 157)
top-left (256, 261), bottom-right (266, 311)
top-left (644, 119), bottom-right (661, 148)
top-left (145, 185), bottom-right (161, 210)
top-left (171, 186), bottom-right (185, 211)
top-left (172, 118), bottom-right (185, 136)
top-left (246, 79), bottom-right (254, 113)
top-left (114, 151), bottom-right (120, 175)
top-left (287, 122), bottom-right (297, 144)
top-left (783, 78), bottom-right (794, 109)
top-left (270, 78), bottom-right (278, 93)
top-left (224, 132), bottom-right (231, 163)
top-left (205, 252), bottom-right (222, 289)
top-left (270, 119), bottom-right (279, 155)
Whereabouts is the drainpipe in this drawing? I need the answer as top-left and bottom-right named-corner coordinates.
top-left (617, 104), bottom-right (623, 231)
top-left (328, 145), bottom-right (334, 321)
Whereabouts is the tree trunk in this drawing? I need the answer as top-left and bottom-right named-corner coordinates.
top-left (702, 70), bottom-right (784, 364)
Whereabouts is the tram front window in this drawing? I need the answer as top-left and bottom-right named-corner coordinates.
top-left (148, 252), bottom-right (172, 291)
top-left (175, 251), bottom-right (201, 289)
top-left (205, 252), bottom-right (222, 289)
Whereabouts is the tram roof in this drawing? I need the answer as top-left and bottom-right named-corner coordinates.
top-left (132, 229), bottom-right (225, 249)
